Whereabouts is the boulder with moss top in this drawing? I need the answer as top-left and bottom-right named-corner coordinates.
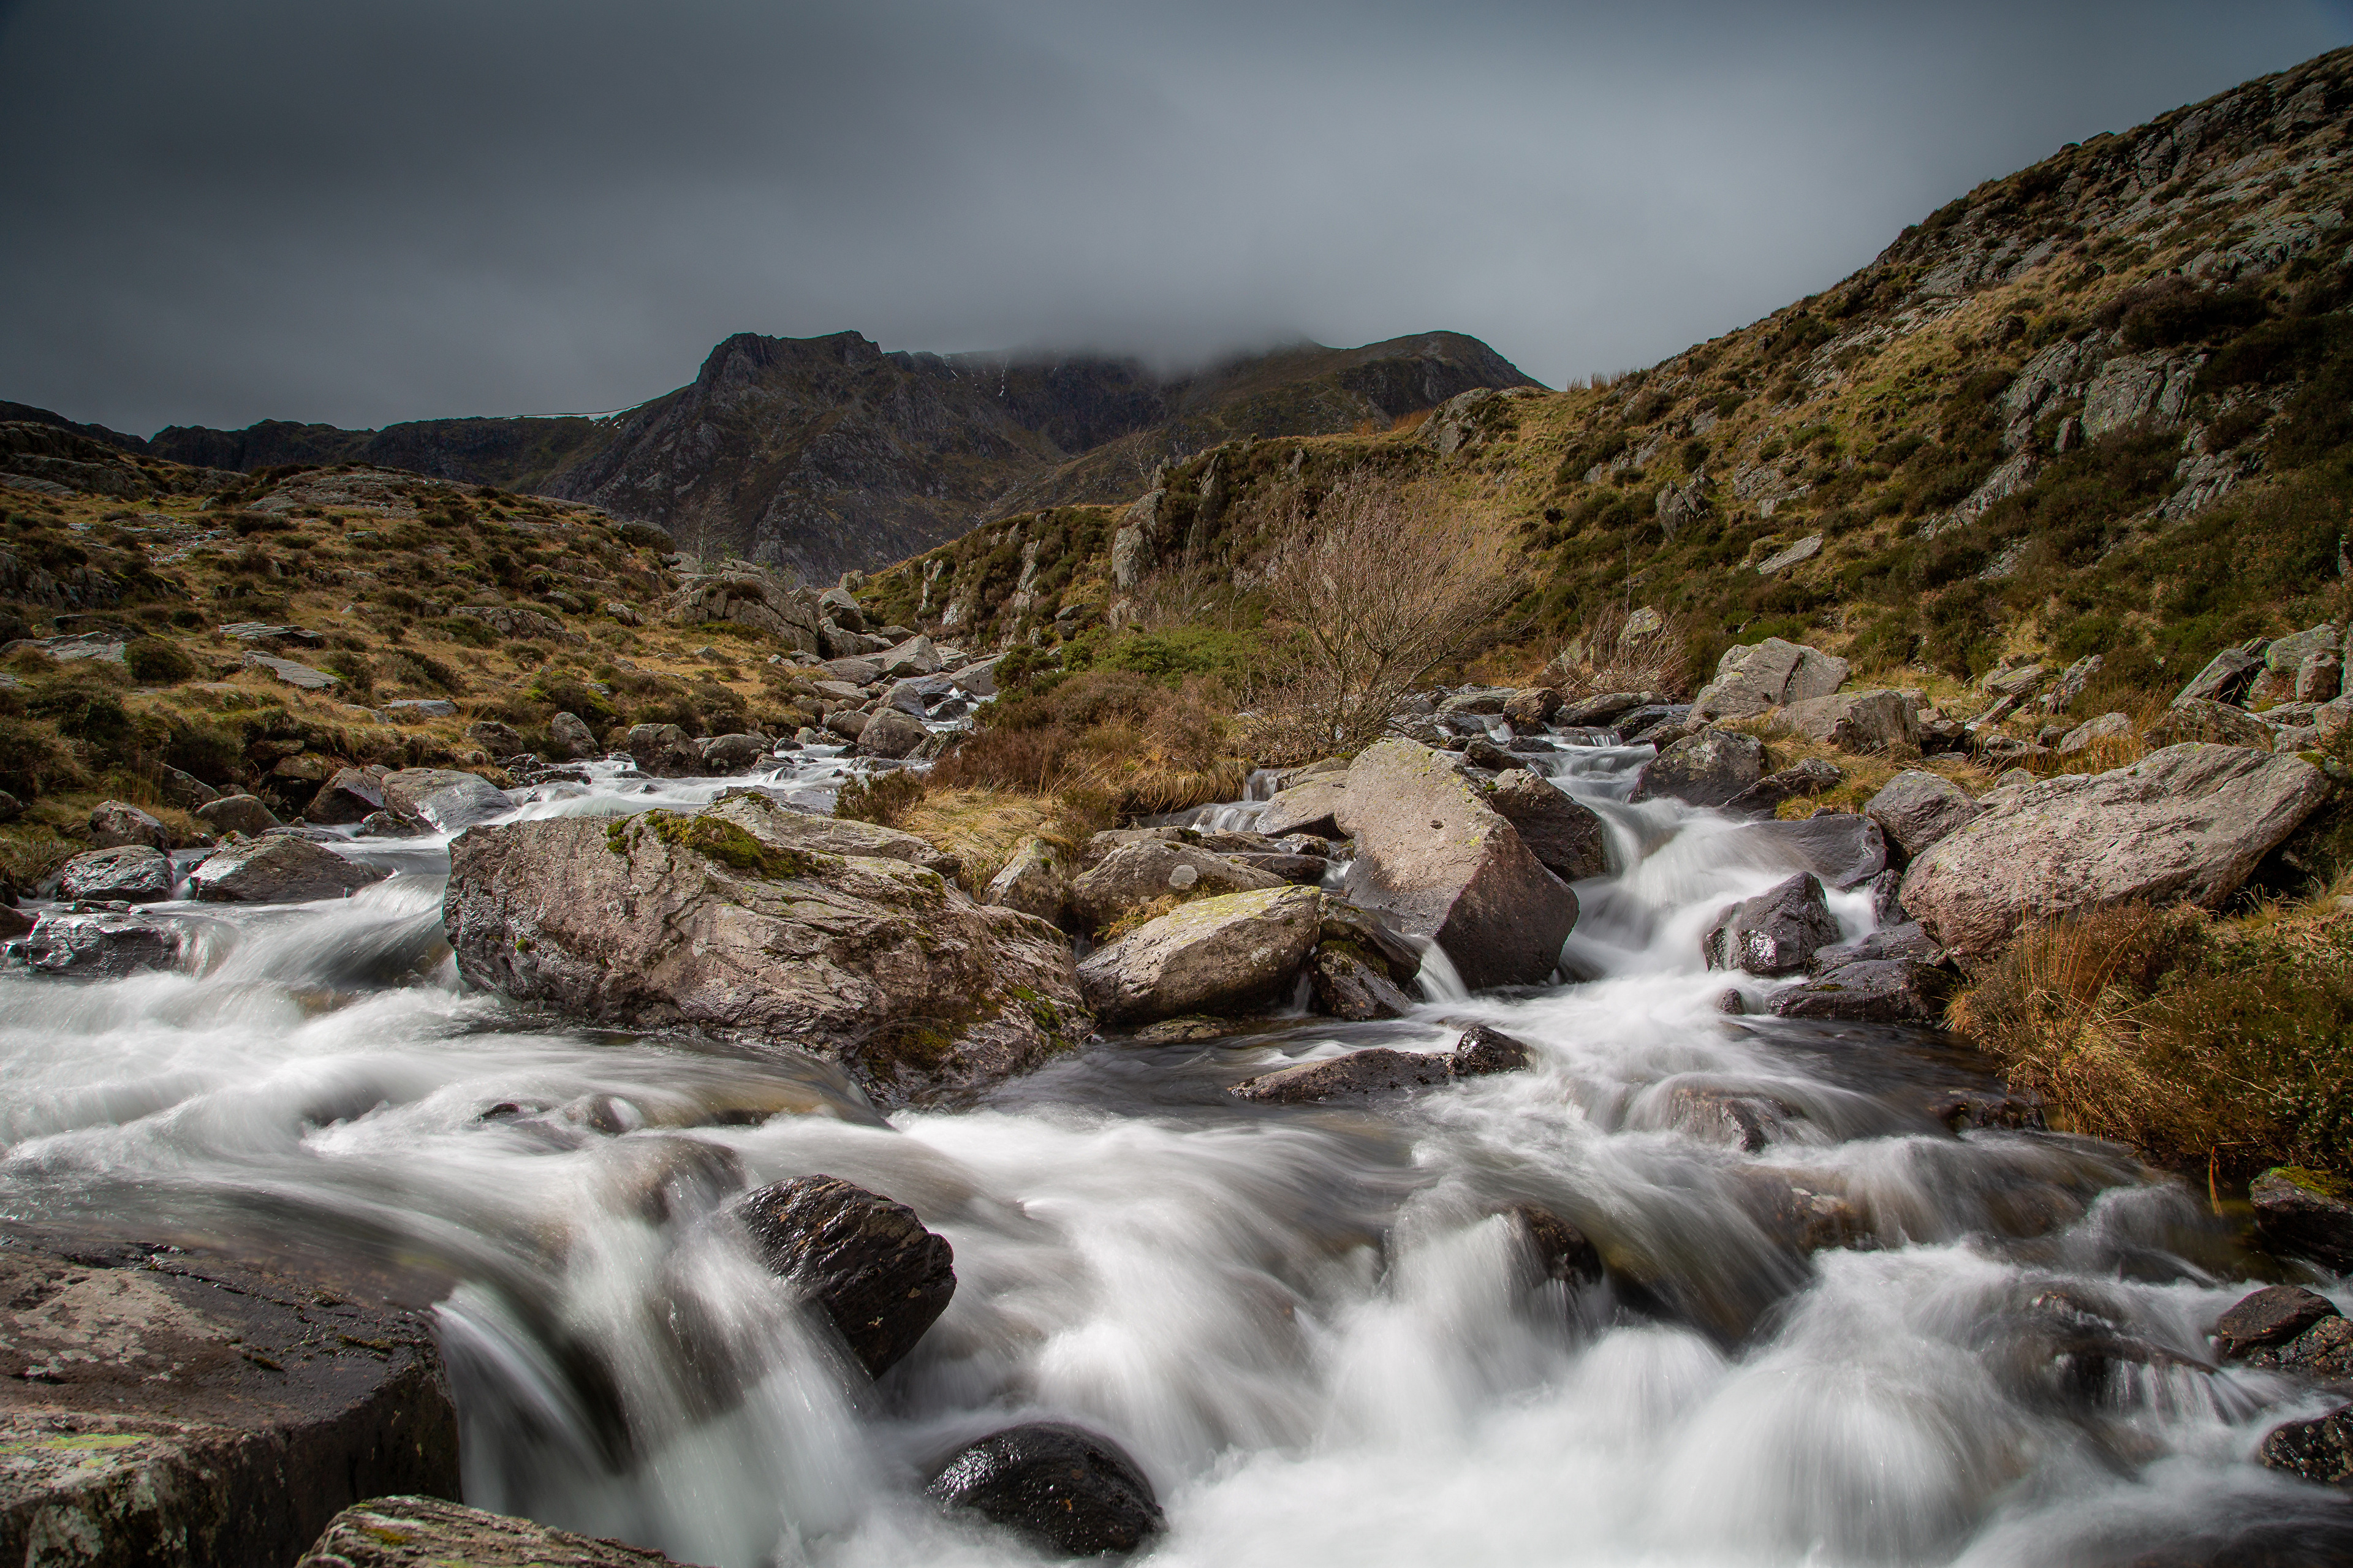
top-left (442, 792), bottom-right (1084, 1100)
top-left (1078, 884), bottom-right (1324, 1025)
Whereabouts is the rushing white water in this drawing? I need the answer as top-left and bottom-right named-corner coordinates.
top-left (2, 730), bottom-right (2341, 1567)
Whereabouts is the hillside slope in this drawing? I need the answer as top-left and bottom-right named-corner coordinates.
top-left (31, 332), bottom-right (1534, 585)
top-left (863, 47), bottom-right (2353, 707)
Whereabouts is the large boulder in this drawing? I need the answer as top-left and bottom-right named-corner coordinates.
top-left (1306, 944), bottom-right (1418, 1019)
top-left (2176, 646), bottom-right (2262, 705)
top-left (298, 1498), bottom-right (684, 1567)
top-left (2213, 1285), bottom-right (2342, 1360)
top-left (21, 909), bottom-right (194, 977)
top-left (664, 569), bottom-right (823, 653)
top-left (1900, 744), bottom-right (2332, 961)
top-left (451, 604), bottom-right (583, 645)
top-left (926, 1423), bottom-right (1163, 1558)
top-left (2056, 712), bottom-right (2134, 755)
top-left (56, 844), bottom-right (176, 904)
top-left (1487, 769), bottom-right (1608, 882)
top-left (879, 635), bottom-right (942, 677)
top-left (1702, 873), bottom-right (1839, 976)
top-left (732, 1176), bottom-right (954, 1379)
top-left (855, 708), bottom-right (930, 759)
top-left (1769, 689), bottom-right (1919, 754)
top-left (188, 836), bottom-right (390, 904)
top-left (702, 732), bottom-right (769, 772)
top-left (2251, 1167), bottom-right (2353, 1272)
top-left (1069, 841), bottom-right (1284, 933)
top-left (1722, 757), bottom-right (1845, 818)
top-left (1, 1229), bottom-right (457, 1568)
top-left (548, 711), bottom-right (599, 759)
top-left (195, 793), bottom-right (282, 837)
top-left (983, 836), bottom-right (1071, 926)
top-left (305, 768), bottom-right (385, 827)
top-left (1334, 740), bottom-right (1578, 990)
top-left (380, 768), bottom-right (513, 830)
top-left (1257, 776), bottom-right (1349, 839)
top-left (1629, 730), bottom-right (1766, 809)
top-left (1077, 884), bottom-right (1324, 1026)
top-left (623, 723), bottom-right (703, 779)
top-left (1689, 638), bottom-right (1849, 724)
top-left (88, 799), bottom-right (170, 852)
top-left (442, 792), bottom-right (1086, 1100)
top-left (1864, 771), bottom-right (1982, 862)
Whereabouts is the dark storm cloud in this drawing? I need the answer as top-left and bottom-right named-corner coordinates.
top-left (2, 0), bottom-right (2347, 434)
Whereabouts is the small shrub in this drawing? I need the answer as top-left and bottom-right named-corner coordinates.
top-left (321, 650), bottom-right (375, 696)
top-left (835, 769), bottom-right (926, 829)
top-left (125, 638), bottom-right (197, 685)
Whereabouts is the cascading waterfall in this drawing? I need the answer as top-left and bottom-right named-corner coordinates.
top-left (2, 726), bottom-right (2342, 1568)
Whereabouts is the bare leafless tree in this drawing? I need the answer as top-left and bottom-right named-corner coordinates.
top-left (1257, 468), bottom-right (1517, 756)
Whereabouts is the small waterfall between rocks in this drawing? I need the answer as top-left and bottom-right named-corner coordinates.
top-left (2, 727), bottom-right (2340, 1568)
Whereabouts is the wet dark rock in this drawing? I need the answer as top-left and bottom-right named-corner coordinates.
top-left (306, 767), bottom-right (387, 826)
top-left (0, 905), bottom-right (31, 939)
top-left (1732, 1169), bottom-right (1868, 1253)
top-left (1928, 1088), bottom-right (2045, 1132)
top-left (733, 1175), bottom-right (955, 1379)
top-left (1557, 691), bottom-right (1657, 727)
top-left (1463, 737), bottom-right (1517, 771)
top-left (1314, 898), bottom-right (1425, 985)
top-left (1228, 851), bottom-right (1328, 884)
top-left (926, 1422), bottom-right (1163, 1557)
top-left (0, 1227), bottom-right (458, 1568)
top-left (380, 768), bottom-right (513, 830)
top-left (1307, 942), bottom-right (1417, 1020)
top-left (188, 836), bottom-right (389, 904)
top-left (21, 909), bottom-right (191, 977)
top-left (1628, 729), bottom-right (1766, 809)
top-left (56, 844), bottom-right (175, 904)
top-left (2247, 1313), bottom-right (2353, 1381)
top-left (297, 1497), bottom-right (687, 1566)
top-left (1509, 1203), bottom-right (1604, 1287)
top-left (196, 792), bottom-right (284, 837)
top-left (1701, 873), bottom-right (1838, 977)
top-left (2215, 1285), bottom-right (2342, 1360)
top-left (1809, 921), bottom-right (1942, 971)
top-left (1487, 768), bottom-right (1609, 882)
top-left (1666, 1086), bottom-right (1798, 1152)
top-left (1768, 959), bottom-right (1950, 1024)
top-left (88, 799), bottom-right (169, 852)
top-left (1715, 987), bottom-right (1745, 1015)
top-left (2262, 1406), bottom-right (2353, 1488)
top-left (1729, 812), bottom-right (1887, 890)
top-left (2253, 1168), bottom-right (2353, 1272)
top-left (1452, 1024), bottom-right (1533, 1075)
top-left (1232, 1047), bottom-right (1453, 1103)
top-left (358, 811), bottom-right (426, 838)
top-left (1866, 868), bottom-right (1907, 925)
top-left (1721, 757), bottom-right (1846, 819)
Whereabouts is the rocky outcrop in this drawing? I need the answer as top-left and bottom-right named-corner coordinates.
top-left (1702, 873), bottom-right (1840, 976)
top-left (450, 604), bottom-right (581, 644)
top-left (56, 844), bottom-right (175, 904)
top-left (1864, 771), bottom-right (1982, 862)
top-left (1769, 689), bottom-right (1919, 754)
top-left (442, 792), bottom-right (1085, 1100)
top-left (1900, 744), bottom-right (2332, 960)
top-left (1629, 730), bottom-right (1766, 809)
top-left (0, 1229), bottom-right (458, 1568)
top-left (732, 1176), bottom-right (954, 1379)
top-left (1726, 814), bottom-right (1887, 890)
top-left (2144, 697), bottom-right (2273, 751)
top-left (1335, 740), bottom-right (1577, 989)
top-left (187, 836), bottom-right (388, 903)
top-left (297, 1498), bottom-right (686, 1567)
top-left (2251, 1167), bottom-right (2353, 1272)
top-left (1069, 841), bottom-right (1284, 933)
top-left (1485, 769), bottom-right (1608, 881)
top-left (1078, 885), bottom-right (1323, 1026)
top-left (926, 1423), bottom-right (1163, 1557)
top-left (665, 568), bottom-right (822, 653)
top-left (1688, 638), bottom-right (1849, 724)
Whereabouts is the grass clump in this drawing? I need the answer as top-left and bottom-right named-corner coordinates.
top-left (835, 770), bottom-right (926, 830)
top-left (932, 670), bottom-right (1247, 815)
top-left (1950, 902), bottom-right (2353, 1180)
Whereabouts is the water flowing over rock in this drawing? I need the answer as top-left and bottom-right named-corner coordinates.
top-left (1232, 1046), bottom-right (1455, 1103)
top-left (297, 1498), bottom-right (687, 1566)
top-left (56, 844), bottom-right (175, 904)
top-left (926, 1423), bottom-right (1164, 1557)
top-left (1629, 730), bottom-right (1766, 809)
top-left (1725, 814), bottom-right (1887, 890)
top-left (381, 768), bottom-right (513, 830)
top-left (1335, 740), bottom-right (1578, 988)
top-left (1702, 873), bottom-right (1839, 975)
top-left (442, 792), bottom-right (1085, 1099)
top-left (1900, 744), bottom-right (2332, 960)
top-left (1078, 884), bottom-right (1323, 1026)
top-left (0, 1230), bottom-right (457, 1568)
top-left (732, 1176), bottom-right (954, 1379)
top-left (187, 836), bottom-right (388, 903)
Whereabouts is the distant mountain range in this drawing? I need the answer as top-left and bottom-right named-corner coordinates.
top-left (4, 330), bottom-right (1536, 581)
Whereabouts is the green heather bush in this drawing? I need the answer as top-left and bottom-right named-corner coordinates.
top-left (125, 638), bottom-right (197, 685)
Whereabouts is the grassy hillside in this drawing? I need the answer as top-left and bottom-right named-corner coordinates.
top-left (862, 47), bottom-right (2353, 714)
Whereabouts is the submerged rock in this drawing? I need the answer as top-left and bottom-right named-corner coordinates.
top-left (1768, 958), bottom-right (1949, 1023)
top-left (380, 767), bottom-right (513, 830)
top-left (1079, 885), bottom-right (1323, 1026)
top-left (1701, 873), bottom-right (1839, 976)
top-left (733, 1175), bottom-right (955, 1379)
top-left (56, 844), bottom-right (176, 904)
top-left (926, 1422), bottom-right (1163, 1557)
top-left (1335, 740), bottom-right (1577, 990)
top-left (1509, 1203), bottom-right (1604, 1288)
top-left (443, 792), bottom-right (1086, 1100)
top-left (298, 1497), bottom-right (686, 1566)
top-left (188, 836), bottom-right (389, 904)
top-left (1901, 744), bottom-right (2331, 961)
top-left (0, 1228), bottom-right (457, 1568)
top-left (2262, 1406), bottom-right (2353, 1489)
top-left (1232, 1046), bottom-right (1454, 1103)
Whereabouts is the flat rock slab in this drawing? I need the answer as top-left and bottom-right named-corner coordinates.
top-left (0, 1228), bottom-right (458, 1568)
top-left (188, 836), bottom-right (389, 904)
top-left (242, 651), bottom-right (339, 691)
top-left (300, 1496), bottom-right (695, 1566)
top-left (1901, 744), bottom-right (2332, 961)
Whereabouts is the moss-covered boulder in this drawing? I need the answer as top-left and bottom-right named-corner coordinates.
top-left (442, 792), bottom-right (1086, 1101)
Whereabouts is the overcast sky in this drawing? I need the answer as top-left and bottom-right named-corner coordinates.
top-left (3, 1), bottom-right (2349, 436)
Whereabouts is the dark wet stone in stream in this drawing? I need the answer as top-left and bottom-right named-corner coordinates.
top-left (0, 1226), bottom-right (458, 1568)
top-left (927, 1422), bottom-right (1163, 1556)
top-left (2254, 1168), bottom-right (2353, 1273)
top-left (1715, 987), bottom-right (1746, 1015)
top-left (2249, 1314), bottom-right (2353, 1381)
top-left (1809, 921), bottom-right (1943, 971)
top-left (1701, 872), bottom-right (1838, 977)
top-left (1307, 942), bottom-right (1417, 1019)
top-left (733, 1175), bottom-right (955, 1379)
top-left (1508, 1203), bottom-right (1603, 1287)
top-left (2217, 1286), bottom-right (2343, 1360)
top-left (1486, 768), bottom-right (1608, 882)
top-left (1452, 1025), bottom-right (1533, 1075)
top-left (1233, 1047), bottom-right (1453, 1103)
top-left (55, 844), bottom-right (176, 904)
top-left (2263, 1407), bottom-right (2353, 1489)
top-left (1727, 812), bottom-right (1887, 890)
top-left (1929, 1087), bottom-right (2046, 1132)
top-left (298, 1496), bottom-right (689, 1566)
top-left (188, 836), bottom-right (389, 904)
top-left (1665, 1086), bottom-right (1800, 1153)
top-left (21, 909), bottom-right (192, 978)
top-left (1768, 958), bottom-right (1950, 1024)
